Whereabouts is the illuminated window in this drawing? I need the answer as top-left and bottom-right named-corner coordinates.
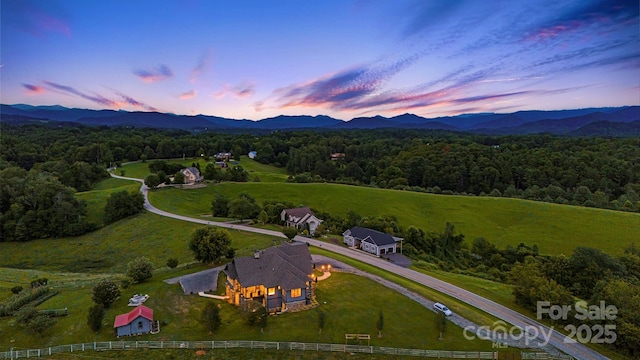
top-left (268, 287), bottom-right (276, 295)
top-left (291, 288), bottom-right (301, 298)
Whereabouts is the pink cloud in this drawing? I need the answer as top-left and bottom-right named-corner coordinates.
top-left (214, 82), bottom-right (255, 99)
top-left (42, 81), bottom-right (156, 111)
top-left (134, 65), bottom-right (173, 83)
top-left (179, 90), bottom-right (197, 100)
top-left (23, 83), bottom-right (46, 94)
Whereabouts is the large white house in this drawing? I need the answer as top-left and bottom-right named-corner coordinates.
top-left (343, 226), bottom-right (397, 256)
top-left (181, 167), bottom-right (203, 184)
top-left (280, 207), bottom-right (323, 236)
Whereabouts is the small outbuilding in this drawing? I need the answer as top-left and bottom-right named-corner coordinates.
top-left (114, 305), bottom-right (154, 337)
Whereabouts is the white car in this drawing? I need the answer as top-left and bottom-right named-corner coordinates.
top-left (433, 302), bottom-right (452, 316)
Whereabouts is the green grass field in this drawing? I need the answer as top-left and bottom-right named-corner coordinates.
top-left (0, 269), bottom-right (495, 352)
top-left (149, 182), bottom-right (640, 256)
top-left (0, 212), bottom-right (276, 274)
top-left (115, 156), bottom-right (288, 182)
top-left (76, 178), bottom-right (141, 226)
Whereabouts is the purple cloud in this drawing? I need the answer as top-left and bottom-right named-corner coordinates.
top-left (116, 91), bottom-right (157, 111)
top-left (190, 49), bottom-right (213, 83)
top-left (134, 65), bottom-right (173, 83)
top-left (22, 83), bottom-right (46, 94)
top-left (214, 82), bottom-right (255, 99)
top-left (524, 0), bottom-right (638, 42)
top-left (179, 90), bottom-right (197, 100)
top-left (267, 54), bottom-right (422, 110)
top-left (43, 81), bottom-right (156, 110)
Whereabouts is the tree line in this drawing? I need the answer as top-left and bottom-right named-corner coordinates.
top-left (3, 124), bottom-right (638, 212)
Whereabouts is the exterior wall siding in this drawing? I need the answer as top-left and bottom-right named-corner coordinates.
top-left (116, 317), bottom-right (151, 337)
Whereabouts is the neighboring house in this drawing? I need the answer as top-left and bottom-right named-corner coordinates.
top-left (215, 152), bottom-right (233, 161)
top-left (181, 167), bottom-right (203, 183)
top-left (224, 243), bottom-right (314, 313)
top-left (114, 305), bottom-right (153, 337)
top-left (330, 153), bottom-right (345, 161)
top-left (343, 226), bottom-right (397, 256)
top-left (280, 207), bottom-right (323, 235)
top-left (248, 151), bottom-right (257, 159)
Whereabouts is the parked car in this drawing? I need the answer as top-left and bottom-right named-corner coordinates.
top-left (433, 302), bottom-right (452, 316)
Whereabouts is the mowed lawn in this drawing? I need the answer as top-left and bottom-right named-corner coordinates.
top-left (0, 270), bottom-right (494, 352)
top-left (149, 182), bottom-right (640, 255)
top-left (115, 156), bottom-right (288, 182)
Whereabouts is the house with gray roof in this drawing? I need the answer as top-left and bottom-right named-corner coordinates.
top-left (343, 226), bottom-right (397, 256)
top-left (181, 167), bottom-right (203, 184)
top-left (280, 207), bottom-right (323, 235)
top-left (224, 243), bottom-right (314, 313)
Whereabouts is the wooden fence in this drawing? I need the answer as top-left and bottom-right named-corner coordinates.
top-left (0, 340), bottom-right (574, 359)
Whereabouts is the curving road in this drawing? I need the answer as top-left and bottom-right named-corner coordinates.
top-left (111, 173), bottom-right (608, 360)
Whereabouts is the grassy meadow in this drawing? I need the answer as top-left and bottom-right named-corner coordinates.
top-left (115, 156), bottom-right (288, 183)
top-left (76, 177), bottom-right (141, 226)
top-left (0, 212), bottom-right (277, 274)
top-left (0, 269), bottom-right (497, 353)
top-left (149, 182), bottom-right (640, 256)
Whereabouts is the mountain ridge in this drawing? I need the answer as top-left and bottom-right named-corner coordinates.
top-left (1, 104), bottom-right (638, 136)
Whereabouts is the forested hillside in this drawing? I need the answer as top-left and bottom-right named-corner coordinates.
top-left (3, 124), bottom-right (637, 214)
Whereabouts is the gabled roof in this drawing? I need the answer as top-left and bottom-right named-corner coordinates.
top-left (283, 207), bottom-right (314, 219)
top-left (224, 243), bottom-right (312, 290)
top-left (113, 305), bottom-right (153, 328)
top-left (346, 226), bottom-right (396, 246)
top-left (183, 167), bottom-right (201, 177)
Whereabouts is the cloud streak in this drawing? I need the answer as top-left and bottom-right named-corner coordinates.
top-left (134, 64), bottom-right (173, 83)
top-left (179, 90), bottom-right (197, 100)
top-left (524, 0), bottom-right (639, 42)
top-left (190, 49), bottom-right (213, 84)
top-left (42, 81), bottom-right (156, 111)
top-left (23, 83), bottom-right (46, 94)
top-left (265, 53), bottom-right (423, 111)
top-left (214, 82), bottom-right (255, 99)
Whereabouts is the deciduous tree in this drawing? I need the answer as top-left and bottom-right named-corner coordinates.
top-left (189, 227), bottom-right (233, 264)
top-left (92, 279), bottom-right (121, 308)
top-left (127, 256), bottom-right (154, 283)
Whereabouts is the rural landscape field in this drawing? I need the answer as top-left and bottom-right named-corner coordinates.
top-left (2, 0), bottom-right (640, 359)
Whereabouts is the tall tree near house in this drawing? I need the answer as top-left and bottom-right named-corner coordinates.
top-left (376, 310), bottom-right (384, 338)
top-left (258, 210), bottom-right (269, 225)
top-left (282, 227), bottom-right (298, 241)
top-left (127, 256), bottom-right (154, 283)
top-left (92, 279), bottom-right (121, 308)
top-left (87, 304), bottom-right (105, 332)
top-left (144, 173), bottom-right (161, 189)
top-left (173, 171), bottom-right (184, 184)
top-left (202, 303), bottom-right (222, 333)
top-left (318, 311), bottom-right (327, 334)
top-left (211, 193), bottom-right (230, 217)
top-left (189, 227), bottom-right (233, 264)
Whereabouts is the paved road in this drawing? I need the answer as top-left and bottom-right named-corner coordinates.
top-left (111, 173), bottom-right (608, 360)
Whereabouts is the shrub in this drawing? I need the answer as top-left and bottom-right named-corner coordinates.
top-left (11, 286), bottom-right (23, 294)
top-left (0, 286), bottom-right (51, 317)
top-left (127, 256), bottom-right (154, 283)
top-left (167, 258), bottom-right (179, 269)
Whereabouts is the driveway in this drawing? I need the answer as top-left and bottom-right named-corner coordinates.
top-left (111, 173), bottom-right (608, 360)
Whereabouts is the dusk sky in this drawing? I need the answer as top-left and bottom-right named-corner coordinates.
top-left (2, 0), bottom-right (638, 120)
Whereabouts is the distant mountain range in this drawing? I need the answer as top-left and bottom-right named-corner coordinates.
top-left (2, 104), bottom-right (639, 136)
